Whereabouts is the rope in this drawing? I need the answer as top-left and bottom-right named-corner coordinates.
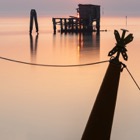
top-left (0, 56), bottom-right (139, 90)
top-left (125, 66), bottom-right (140, 90)
top-left (0, 56), bottom-right (109, 67)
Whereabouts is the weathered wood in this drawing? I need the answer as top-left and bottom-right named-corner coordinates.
top-left (52, 17), bottom-right (97, 33)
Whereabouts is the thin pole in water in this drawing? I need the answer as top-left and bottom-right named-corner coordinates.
top-left (126, 16), bottom-right (127, 26)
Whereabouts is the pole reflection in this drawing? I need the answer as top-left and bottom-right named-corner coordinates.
top-left (29, 34), bottom-right (39, 62)
top-left (78, 32), bottom-right (100, 62)
top-left (52, 32), bottom-right (100, 64)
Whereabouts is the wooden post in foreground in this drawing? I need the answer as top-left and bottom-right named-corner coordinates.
top-left (81, 29), bottom-right (133, 140)
top-left (82, 60), bottom-right (121, 140)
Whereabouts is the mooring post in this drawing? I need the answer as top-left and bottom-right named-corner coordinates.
top-left (82, 60), bottom-right (121, 140)
top-left (52, 18), bottom-right (56, 34)
top-left (29, 9), bottom-right (39, 34)
top-left (81, 29), bottom-right (133, 140)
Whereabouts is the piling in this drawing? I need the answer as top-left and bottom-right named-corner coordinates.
top-left (81, 29), bottom-right (134, 140)
top-left (29, 9), bottom-right (39, 34)
top-left (52, 18), bottom-right (56, 34)
top-left (81, 60), bottom-right (122, 140)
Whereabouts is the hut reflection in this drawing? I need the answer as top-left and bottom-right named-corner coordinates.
top-left (29, 34), bottom-right (39, 62)
top-left (78, 32), bottom-right (100, 62)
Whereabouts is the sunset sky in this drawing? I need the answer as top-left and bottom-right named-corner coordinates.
top-left (0, 0), bottom-right (140, 17)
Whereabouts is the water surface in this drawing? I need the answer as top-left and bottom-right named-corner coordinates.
top-left (0, 16), bottom-right (140, 140)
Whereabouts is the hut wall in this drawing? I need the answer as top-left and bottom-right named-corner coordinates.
top-left (78, 4), bottom-right (100, 20)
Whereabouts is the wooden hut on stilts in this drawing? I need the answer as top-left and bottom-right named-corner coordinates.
top-left (52, 4), bottom-right (100, 34)
top-left (77, 4), bottom-right (100, 32)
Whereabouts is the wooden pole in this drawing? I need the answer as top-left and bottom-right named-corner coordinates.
top-left (64, 19), bottom-right (67, 32)
top-left (52, 18), bottom-right (56, 34)
top-left (76, 18), bottom-right (78, 32)
top-left (82, 60), bottom-right (122, 140)
top-left (60, 19), bottom-right (63, 32)
top-left (29, 9), bottom-right (39, 34)
top-left (71, 18), bottom-right (74, 31)
top-left (79, 18), bottom-right (82, 31)
top-left (96, 19), bottom-right (100, 33)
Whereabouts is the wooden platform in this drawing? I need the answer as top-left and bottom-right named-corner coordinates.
top-left (52, 17), bottom-right (99, 34)
top-left (52, 4), bottom-right (100, 34)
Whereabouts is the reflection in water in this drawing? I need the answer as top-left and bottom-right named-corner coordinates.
top-left (29, 34), bottom-right (39, 62)
top-left (0, 17), bottom-right (140, 140)
top-left (78, 32), bottom-right (100, 48)
top-left (78, 32), bottom-right (100, 62)
top-left (52, 32), bottom-right (100, 64)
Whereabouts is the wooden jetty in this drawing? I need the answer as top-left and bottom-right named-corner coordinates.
top-left (52, 4), bottom-right (100, 34)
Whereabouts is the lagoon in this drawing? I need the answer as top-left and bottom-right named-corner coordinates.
top-left (0, 16), bottom-right (140, 140)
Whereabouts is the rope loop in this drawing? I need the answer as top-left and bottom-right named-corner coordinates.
top-left (0, 56), bottom-right (109, 67)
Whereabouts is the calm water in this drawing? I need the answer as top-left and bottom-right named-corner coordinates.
top-left (0, 16), bottom-right (140, 140)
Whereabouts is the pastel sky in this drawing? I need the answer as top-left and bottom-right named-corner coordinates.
top-left (0, 0), bottom-right (140, 17)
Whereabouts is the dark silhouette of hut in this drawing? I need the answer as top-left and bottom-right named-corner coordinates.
top-left (77, 4), bottom-right (100, 32)
top-left (52, 4), bottom-right (100, 33)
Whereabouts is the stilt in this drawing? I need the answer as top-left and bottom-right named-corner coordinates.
top-left (75, 18), bottom-right (78, 32)
top-left (60, 19), bottom-right (63, 32)
top-left (52, 18), bottom-right (56, 34)
top-left (71, 19), bottom-right (74, 31)
top-left (64, 19), bottom-right (67, 31)
top-left (96, 19), bottom-right (100, 33)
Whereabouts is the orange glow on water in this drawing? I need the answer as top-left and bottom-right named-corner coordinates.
top-left (0, 16), bottom-right (140, 140)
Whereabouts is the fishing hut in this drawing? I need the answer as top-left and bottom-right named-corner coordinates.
top-left (52, 4), bottom-right (100, 34)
